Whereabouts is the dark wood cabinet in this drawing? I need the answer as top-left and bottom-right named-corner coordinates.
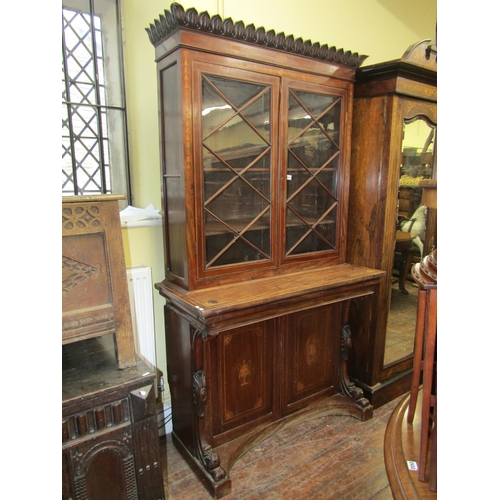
top-left (147, 4), bottom-right (384, 497)
top-left (62, 336), bottom-right (165, 500)
top-left (347, 40), bottom-right (437, 407)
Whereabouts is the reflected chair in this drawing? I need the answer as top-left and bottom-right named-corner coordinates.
top-left (396, 204), bottom-right (428, 294)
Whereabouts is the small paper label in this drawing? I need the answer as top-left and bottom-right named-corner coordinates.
top-left (407, 461), bottom-right (418, 471)
top-left (287, 174), bottom-right (292, 180)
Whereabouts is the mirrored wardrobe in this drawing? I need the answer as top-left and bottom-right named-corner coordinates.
top-left (347, 40), bottom-right (437, 407)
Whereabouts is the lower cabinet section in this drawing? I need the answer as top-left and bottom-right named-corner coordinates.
top-left (157, 265), bottom-right (384, 498)
top-left (62, 336), bottom-right (165, 500)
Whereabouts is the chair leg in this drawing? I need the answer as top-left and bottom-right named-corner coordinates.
top-left (428, 399), bottom-right (437, 492)
top-left (399, 248), bottom-right (413, 294)
top-left (407, 288), bottom-right (427, 424)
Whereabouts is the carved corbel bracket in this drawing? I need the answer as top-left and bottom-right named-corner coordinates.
top-left (339, 300), bottom-right (371, 409)
top-left (339, 324), bottom-right (369, 407)
top-left (192, 370), bottom-right (226, 482)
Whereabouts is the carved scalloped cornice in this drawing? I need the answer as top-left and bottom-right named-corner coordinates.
top-left (146, 2), bottom-right (368, 69)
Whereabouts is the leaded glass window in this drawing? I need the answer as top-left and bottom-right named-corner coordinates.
top-left (62, 0), bottom-right (129, 203)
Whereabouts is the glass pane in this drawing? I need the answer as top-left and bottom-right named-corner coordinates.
top-left (241, 91), bottom-right (271, 142)
top-left (166, 176), bottom-right (186, 278)
top-left (205, 75), bottom-right (266, 109)
top-left (203, 114), bottom-right (267, 159)
top-left (202, 74), bottom-right (272, 269)
top-left (285, 206), bottom-right (337, 255)
top-left (286, 88), bottom-right (341, 256)
top-left (205, 211), bottom-right (270, 267)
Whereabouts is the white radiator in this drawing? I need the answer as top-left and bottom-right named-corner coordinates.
top-left (126, 266), bottom-right (156, 368)
top-left (127, 266), bottom-right (172, 435)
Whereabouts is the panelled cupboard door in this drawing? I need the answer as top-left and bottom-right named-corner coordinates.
top-left (211, 320), bottom-right (275, 437)
top-left (282, 304), bottom-right (340, 414)
top-left (64, 426), bottom-right (139, 500)
top-left (207, 305), bottom-right (342, 441)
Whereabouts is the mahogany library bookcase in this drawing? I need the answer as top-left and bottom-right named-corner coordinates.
top-left (147, 3), bottom-right (384, 496)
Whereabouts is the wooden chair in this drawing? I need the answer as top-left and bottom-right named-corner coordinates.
top-left (407, 249), bottom-right (437, 489)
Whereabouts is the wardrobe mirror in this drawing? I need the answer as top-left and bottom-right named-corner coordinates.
top-left (384, 117), bottom-right (435, 366)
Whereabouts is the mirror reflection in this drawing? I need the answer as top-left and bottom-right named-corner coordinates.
top-left (384, 118), bottom-right (435, 365)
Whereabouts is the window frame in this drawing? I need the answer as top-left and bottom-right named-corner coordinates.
top-left (62, 0), bottom-right (131, 206)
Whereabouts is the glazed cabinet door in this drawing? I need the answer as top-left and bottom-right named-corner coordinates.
top-left (192, 62), bottom-right (281, 281)
top-left (282, 304), bottom-right (340, 415)
top-left (211, 320), bottom-right (276, 441)
top-left (281, 78), bottom-right (349, 266)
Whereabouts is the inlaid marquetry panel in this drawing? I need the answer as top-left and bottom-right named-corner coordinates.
top-left (214, 321), bottom-right (274, 434)
top-left (283, 304), bottom-right (339, 412)
top-left (401, 95), bottom-right (437, 124)
top-left (396, 77), bottom-right (437, 102)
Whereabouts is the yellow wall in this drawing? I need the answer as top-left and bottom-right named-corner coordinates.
top-left (119, 0), bottom-right (436, 404)
top-left (121, 0), bottom-right (436, 209)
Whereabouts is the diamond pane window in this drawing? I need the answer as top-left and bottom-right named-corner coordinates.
top-left (286, 89), bottom-right (341, 256)
top-left (201, 75), bottom-right (272, 268)
top-left (62, 0), bottom-right (129, 203)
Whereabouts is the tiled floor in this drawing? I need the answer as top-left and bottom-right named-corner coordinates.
top-left (161, 396), bottom-right (401, 499)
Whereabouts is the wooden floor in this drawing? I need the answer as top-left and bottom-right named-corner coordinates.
top-left (159, 394), bottom-right (436, 499)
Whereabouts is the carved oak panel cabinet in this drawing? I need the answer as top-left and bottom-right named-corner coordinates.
top-left (62, 336), bottom-right (165, 500)
top-left (62, 195), bottom-right (136, 369)
top-left (147, 4), bottom-right (384, 497)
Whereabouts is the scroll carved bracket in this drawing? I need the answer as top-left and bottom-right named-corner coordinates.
top-left (339, 323), bottom-right (369, 408)
top-left (192, 370), bottom-right (226, 483)
top-left (339, 298), bottom-right (371, 409)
